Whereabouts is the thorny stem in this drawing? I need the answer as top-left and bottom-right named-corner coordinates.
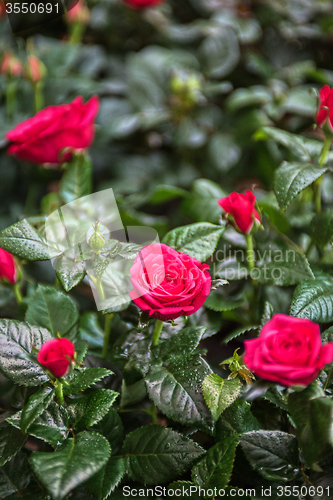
top-left (152, 319), bottom-right (164, 347)
top-left (102, 313), bottom-right (114, 359)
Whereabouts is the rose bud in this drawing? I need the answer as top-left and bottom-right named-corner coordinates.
top-left (6, 95), bottom-right (99, 165)
top-left (0, 248), bottom-right (17, 284)
top-left (218, 190), bottom-right (261, 234)
top-left (26, 55), bottom-right (46, 84)
top-left (37, 338), bottom-right (75, 378)
top-left (129, 243), bottom-right (211, 322)
top-left (316, 85), bottom-right (333, 134)
top-left (244, 314), bottom-right (333, 387)
top-left (66, 0), bottom-right (90, 24)
top-left (122, 0), bottom-right (164, 9)
top-left (1, 53), bottom-right (22, 78)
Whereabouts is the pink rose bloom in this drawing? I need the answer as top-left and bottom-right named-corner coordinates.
top-left (129, 243), bottom-right (211, 321)
top-left (218, 190), bottom-right (260, 234)
top-left (37, 338), bottom-right (75, 378)
top-left (6, 95), bottom-right (99, 165)
top-left (244, 314), bottom-right (333, 387)
top-left (0, 248), bottom-right (17, 284)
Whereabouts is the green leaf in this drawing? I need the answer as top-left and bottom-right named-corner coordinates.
top-left (241, 430), bottom-right (299, 482)
top-left (56, 257), bottom-right (86, 292)
top-left (67, 389), bottom-right (119, 431)
top-left (255, 127), bottom-right (310, 161)
top-left (288, 383), bottom-right (333, 468)
top-left (149, 185), bottom-right (186, 205)
top-left (124, 425), bottom-right (204, 485)
top-left (74, 339), bottom-right (88, 364)
top-left (0, 320), bottom-right (52, 386)
top-left (200, 29), bottom-right (240, 79)
top-left (204, 292), bottom-right (245, 312)
top-left (31, 431), bottom-right (111, 500)
top-left (0, 452), bottom-right (31, 498)
top-left (290, 279), bottom-right (333, 323)
top-left (20, 386), bottom-right (55, 433)
top-left (181, 178), bottom-right (227, 224)
top-left (120, 379), bottom-right (147, 408)
top-left (63, 368), bottom-right (113, 396)
top-left (168, 482), bottom-right (201, 500)
top-left (7, 402), bottom-right (69, 447)
top-left (162, 222), bottom-right (224, 262)
top-left (0, 425), bottom-right (27, 467)
top-left (259, 202), bottom-right (291, 233)
top-left (59, 154), bottom-right (92, 204)
top-left (257, 249), bottom-right (314, 286)
top-left (0, 219), bottom-right (55, 261)
top-left (215, 399), bottom-right (261, 441)
top-left (202, 374), bottom-right (241, 422)
top-left (274, 162), bottom-right (327, 211)
top-left (92, 408), bottom-right (124, 455)
top-left (156, 326), bottom-right (206, 358)
top-left (79, 313), bottom-right (104, 352)
top-left (311, 211), bottom-right (333, 247)
top-left (85, 456), bottom-right (125, 500)
top-left (25, 285), bottom-right (79, 339)
top-left (145, 354), bottom-right (214, 431)
top-left (191, 437), bottom-right (239, 489)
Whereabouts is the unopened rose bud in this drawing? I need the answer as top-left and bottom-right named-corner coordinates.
top-left (218, 191), bottom-right (261, 235)
top-left (87, 221), bottom-right (108, 253)
top-left (37, 338), bottom-right (75, 378)
top-left (66, 0), bottom-right (90, 25)
top-left (1, 53), bottom-right (22, 78)
top-left (26, 55), bottom-right (46, 84)
top-left (0, 248), bottom-right (17, 284)
top-left (316, 85), bottom-right (333, 136)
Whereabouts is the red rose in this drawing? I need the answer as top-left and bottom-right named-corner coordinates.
top-left (244, 314), bottom-right (333, 387)
top-left (129, 243), bottom-right (211, 321)
top-left (1, 53), bottom-right (22, 77)
top-left (316, 85), bottom-right (333, 131)
top-left (37, 338), bottom-right (75, 378)
top-left (6, 95), bottom-right (99, 165)
top-left (218, 190), bottom-right (260, 234)
top-left (122, 0), bottom-right (164, 9)
top-left (0, 248), bottom-right (17, 284)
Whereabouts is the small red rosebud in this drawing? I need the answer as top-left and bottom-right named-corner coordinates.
top-left (37, 338), bottom-right (75, 378)
top-left (218, 190), bottom-right (261, 234)
top-left (0, 248), bottom-right (17, 284)
top-left (67, 0), bottom-right (90, 24)
top-left (316, 85), bottom-right (333, 133)
top-left (1, 53), bottom-right (22, 78)
top-left (122, 0), bottom-right (164, 9)
top-left (26, 55), bottom-right (46, 83)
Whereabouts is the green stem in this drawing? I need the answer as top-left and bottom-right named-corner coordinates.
top-left (149, 402), bottom-right (158, 425)
top-left (13, 283), bottom-right (23, 304)
top-left (55, 379), bottom-right (65, 406)
top-left (34, 81), bottom-right (44, 113)
top-left (313, 136), bottom-right (332, 215)
top-left (324, 365), bottom-right (333, 391)
top-left (96, 278), bottom-right (105, 303)
top-left (152, 320), bottom-right (164, 347)
top-left (319, 136), bottom-right (332, 166)
top-left (6, 78), bottom-right (16, 119)
top-left (69, 23), bottom-right (85, 44)
top-left (245, 233), bottom-right (255, 271)
top-left (102, 313), bottom-right (114, 359)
